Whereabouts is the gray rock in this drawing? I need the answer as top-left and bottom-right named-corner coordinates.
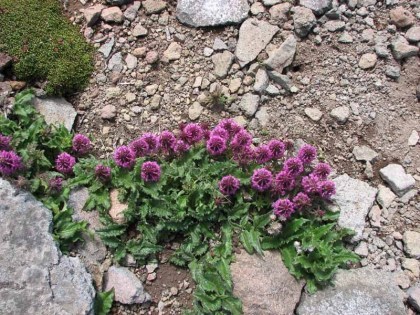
top-left (296, 267), bottom-right (405, 315)
top-left (239, 93), bottom-right (260, 117)
top-left (391, 36), bottom-right (419, 60)
top-left (251, 2), bottom-right (265, 15)
top-left (132, 23), bottom-right (148, 37)
top-left (98, 37), bottom-right (115, 58)
top-left (255, 107), bottom-right (270, 127)
top-left (150, 95), bottom-right (162, 110)
top-left (33, 97), bottom-right (77, 131)
top-left (263, 0), bottom-right (280, 5)
top-left (402, 259), bottom-right (419, 277)
top-left (231, 251), bottom-right (304, 315)
top-left (330, 106), bottom-right (350, 123)
top-left (124, 1), bottom-right (141, 21)
top-left (0, 53), bottom-right (12, 72)
top-left (101, 6), bottom-right (124, 23)
top-left (101, 105), bottom-right (117, 119)
top-left (163, 42), bottom-right (182, 61)
top-left (375, 43), bottom-right (390, 58)
top-left (104, 266), bottom-right (151, 304)
top-left (253, 69), bottom-right (269, 93)
top-left (125, 54), bottom-right (138, 69)
top-left (268, 71), bottom-right (293, 91)
top-left (265, 84), bottom-right (280, 96)
top-left (379, 164), bottom-right (415, 196)
top-left (408, 285), bottom-right (420, 312)
top-left (176, 0), bottom-right (249, 27)
top-left (354, 241), bottom-right (369, 257)
top-left (69, 187), bottom-right (102, 231)
top-left (406, 26), bottom-right (420, 43)
top-left (83, 4), bottom-right (105, 26)
top-left (329, 174), bottom-right (378, 241)
top-left (299, 0), bottom-right (332, 15)
top-left (0, 179), bottom-right (95, 315)
top-left (212, 51), bottom-right (234, 78)
top-left (403, 231), bottom-right (420, 258)
top-left (305, 107), bottom-right (323, 121)
top-left (108, 52), bottom-right (123, 72)
top-left (269, 3), bottom-right (292, 23)
top-left (352, 145), bottom-right (378, 162)
top-left (213, 37), bottom-right (228, 51)
top-left (264, 35), bottom-right (297, 73)
top-left (376, 184), bottom-right (396, 209)
top-left (385, 65), bottom-right (400, 79)
top-left (390, 6), bottom-right (415, 28)
top-left (235, 18), bottom-right (279, 67)
top-left (106, 0), bottom-right (132, 5)
top-left (142, 0), bottom-right (167, 15)
top-left (408, 130), bottom-right (419, 146)
top-left (188, 102), bottom-right (203, 120)
top-left (358, 53), bottom-right (377, 69)
top-left (325, 20), bottom-right (346, 32)
top-left (292, 6), bottom-right (317, 38)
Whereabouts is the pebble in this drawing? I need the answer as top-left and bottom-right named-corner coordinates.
top-left (408, 130), bottom-right (419, 146)
top-left (330, 106), bottom-right (350, 123)
top-left (358, 53), bottom-right (377, 70)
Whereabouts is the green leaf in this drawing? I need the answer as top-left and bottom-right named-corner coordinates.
top-left (94, 289), bottom-right (114, 315)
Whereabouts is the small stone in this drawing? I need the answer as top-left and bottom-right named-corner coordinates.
top-left (9, 81), bottom-right (26, 91)
top-left (239, 93), bottom-right (260, 117)
top-left (264, 35), bottom-right (297, 73)
top-left (83, 4), bottom-right (105, 26)
top-left (325, 20), bottom-right (346, 32)
top-left (108, 52), bottom-right (123, 72)
top-left (145, 84), bottom-right (158, 96)
top-left (229, 78), bottom-right (242, 93)
top-left (354, 241), bottom-right (369, 257)
top-left (101, 7), bottom-right (124, 23)
top-left (250, 2), bottom-right (265, 15)
top-left (403, 231), bottom-right (420, 258)
top-left (269, 3), bottom-right (292, 23)
top-left (255, 107), bottom-right (270, 127)
top-left (376, 185), bottom-right (396, 209)
top-left (150, 95), bottom-right (162, 110)
top-left (253, 69), bottom-right (269, 93)
top-left (147, 272), bottom-right (157, 281)
top-left (170, 287), bottom-right (179, 296)
top-left (408, 130), bottom-right (419, 146)
top-left (338, 32), bottom-right (354, 43)
top-left (408, 286), bottom-right (420, 312)
top-left (369, 205), bottom-right (381, 228)
top-left (146, 263), bottom-right (158, 273)
top-left (330, 106), bottom-right (350, 123)
top-left (124, 1), bottom-right (141, 21)
top-left (299, 0), bottom-right (332, 15)
top-left (0, 53), bottom-right (12, 71)
top-left (385, 65), bottom-right (400, 79)
top-left (125, 54), bottom-right (138, 69)
top-left (265, 84), bottom-right (280, 96)
top-left (98, 37), bottom-right (115, 58)
top-left (126, 92), bottom-right (136, 103)
top-left (390, 6), bottom-right (415, 28)
top-left (358, 53), bottom-right (377, 69)
top-left (213, 38), bottom-right (228, 51)
top-left (212, 51), bottom-right (234, 78)
top-left (143, 0), bottom-right (167, 15)
top-left (352, 145), bottom-right (378, 162)
top-left (402, 259), bottom-right (420, 277)
top-left (145, 51), bottom-right (159, 64)
top-left (379, 164), bottom-right (415, 196)
top-left (132, 47), bottom-right (147, 58)
top-left (267, 71), bottom-right (293, 91)
top-left (406, 26), bottom-right (420, 43)
top-left (304, 107), bottom-right (323, 121)
top-left (109, 189), bottom-right (127, 224)
top-left (163, 42), bottom-right (182, 61)
top-left (105, 87), bottom-right (121, 99)
top-left (391, 36), bottom-right (419, 60)
top-left (188, 102), bottom-right (203, 120)
top-left (292, 6), bottom-right (316, 38)
top-left (132, 23), bottom-right (148, 37)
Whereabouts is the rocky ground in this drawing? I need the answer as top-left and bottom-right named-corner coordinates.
top-left (0, 0), bottom-right (419, 314)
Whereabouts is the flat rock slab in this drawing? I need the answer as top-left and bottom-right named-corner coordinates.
top-left (296, 267), bottom-right (406, 315)
top-left (231, 250), bottom-right (304, 315)
top-left (329, 174), bottom-right (377, 242)
top-left (33, 97), bottom-right (77, 131)
top-left (176, 0), bottom-right (249, 27)
top-left (379, 163), bottom-right (415, 197)
top-left (0, 179), bottom-right (95, 315)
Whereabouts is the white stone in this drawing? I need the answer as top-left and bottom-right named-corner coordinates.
top-left (239, 93), bottom-right (260, 117)
top-left (379, 164), bottom-right (415, 196)
top-left (408, 130), bottom-right (419, 146)
top-left (352, 145), bottom-right (378, 162)
top-left (188, 102), bottom-right (203, 120)
top-left (304, 107), bottom-right (323, 121)
top-left (376, 185), bottom-right (396, 209)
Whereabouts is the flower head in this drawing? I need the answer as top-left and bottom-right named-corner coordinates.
top-left (251, 168), bottom-right (273, 192)
top-left (218, 119), bottom-right (241, 136)
top-left (268, 140), bottom-right (285, 160)
top-left (95, 165), bottom-right (111, 182)
top-left (182, 123), bottom-right (204, 145)
top-left (159, 131), bottom-right (177, 154)
top-left (218, 175), bottom-right (240, 196)
top-left (284, 158), bottom-right (304, 176)
top-left (273, 171), bottom-right (295, 195)
top-left (231, 129), bottom-right (252, 150)
top-left (72, 134), bottom-right (91, 155)
top-left (301, 174), bottom-right (320, 195)
top-left (174, 139), bottom-right (190, 154)
top-left (113, 146), bottom-right (136, 169)
top-left (130, 138), bottom-right (150, 158)
top-left (272, 199), bottom-right (295, 219)
top-left (206, 135), bottom-right (227, 156)
top-left (141, 133), bottom-right (159, 154)
top-left (318, 180), bottom-right (336, 199)
top-left (141, 161), bottom-right (161, 183)
top-left (233, 145), bottom-right (255, 166)
top-left (0, 150), bottom-right (22, 176)
top-left (313, 163), bottom-right (331, 180)
top-left (210, 126), bottom-right (229, 141)
top-left (254, 145), bottom-right (272, 164)
top-left (55, 152), bottom-right (76, 175)
top-left (293, 192), bottom-right (311, 210)
top-left (0, 134), bottom-right (12, 151)
top-left (49, 177), bottom-right (63, 194)
top-left (298, 144), bottom-right (317, 164)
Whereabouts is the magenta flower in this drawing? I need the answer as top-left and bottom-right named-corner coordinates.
top-left (141, 133), bottom-right (159, 154)
top-left (130, 138), bottom-right (150, 158)
top-left (293, 192), bottom-right (311, 210)
top-left (313, 163), bottom-right (331, 180)
top-left (49, 177), bottom-right (63, 194)
top-left (301, 174), bottom-right (320, 195)
top-left (95, 164), bottom-right (111, 182)
top-left (284, 158), bottom-right (304, 176)
top-left (231, 129), bottom-right (252, 150)
top-left (182, 123), bottom-right (204, 145)
top-left (218, 175), bottom-right (240, 196)
top-left (174, 139), bottom-right (190, 154)
top-left (55, 152), bottom-right (76, 175)
top-left (0, 134), bottom-right (12, 151)
top-left (268, 140), bottom-right (285, 159)
top-left (318, 180), bottom-right (336, 199)
top-left (298, 144), bottom-right (317, 164)
top-left (210, 126), bottom-right (229, 141)
top-left (114, 146), bottom-right (136, 169)
top-left (251, 168), bottom-right (273, 192)
top-left (206, 135), bottom-right (227, 156)
top-left (159, 131), bottom-right (177, 153)
top-left (233, 145), bottom-right (255, 166)
top-left (218, 119), bottom-right (241, 136)
top-left (273, 171), bottom-right (295, 195)
top-left (272, 199), bottom-right (295, 219)
top-left (72, 134), bottom-right (91, 155)
top-left (254, 145), bottom-right (272, 164)
top-left (141, 161), bottom-right (161, 183)
top-left (0, 150), bottom-right (22, 176)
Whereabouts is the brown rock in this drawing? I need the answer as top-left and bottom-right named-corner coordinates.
top-left (109, 189), bottom-right (127, 224)
top-left (132, 47), bottom-right (147, 58)
top-left (101, 6), bottom-right (124, 23)
top-left (9, 81), bottom-right (26, 91)
top-left (390, 6), bottom-right (414, 28)
top-left (83, 4), bottom-right (105, 26)
top-left (358, 53), bottom-right (377, 70)
top-left (145, 51), bottom-right (159, 64)
top-left (100, 105), bottom-right (117, 120)
top-left (231, 251), bottom-right (304, 315)
top-left (0, 53), bottom-right (12, 71)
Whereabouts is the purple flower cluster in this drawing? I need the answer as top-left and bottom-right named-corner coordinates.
top-left (207, 136), bottom-right (227, 156)
top-left (130, 138), bottom-right (149, 158)
top-left (55, 152), bottom-right (76, 175)
top-left (49, 177), bottom-right (63, 193)
top-left (0, 150), bottom-right (22, 176)
top-left (182, 123), bottom-right (204, 145)
top-left (0, 134), bottom-right (12, 151)
top-left (219, 175), bottom-right (240, 196)
top-left (72, 134), bottom-right (91, 155)
top-left (159, 131), bottom-right (177, 153)
top-left (95, 164), bottom-right (111, 182)
top-left (251, 168), bottom-right (273, 192)
top-left (141, 161), bottom-right (161, 183)
top-left (272, 199), bottom-right (295, 219)
top-left (114, 146), bottom-right (136, 169)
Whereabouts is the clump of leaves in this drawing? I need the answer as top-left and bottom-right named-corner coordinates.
top-left (0, 0), bottom-right (94, 95)
top-left (94, 289), bottom-right (114, 315)
top-left (205, 84), bottom-right (230, 108)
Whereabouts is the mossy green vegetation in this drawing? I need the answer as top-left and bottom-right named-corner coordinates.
top-left (0, 0), bottom-right (94, 95)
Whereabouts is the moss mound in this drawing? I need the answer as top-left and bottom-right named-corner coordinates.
top-left (0, 0), bottom-right (94, 95)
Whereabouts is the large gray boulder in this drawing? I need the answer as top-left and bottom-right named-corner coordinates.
top-left (0, 179), bottom-right (95, 315)
top-left (296, 267), bottom-right (406, 315)
top-left (33, 97), bottom-right (77, 131)
top-left (231, 251), bottom-right (304, 314)
top-left (176, 0), bottom-right (249, 27)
